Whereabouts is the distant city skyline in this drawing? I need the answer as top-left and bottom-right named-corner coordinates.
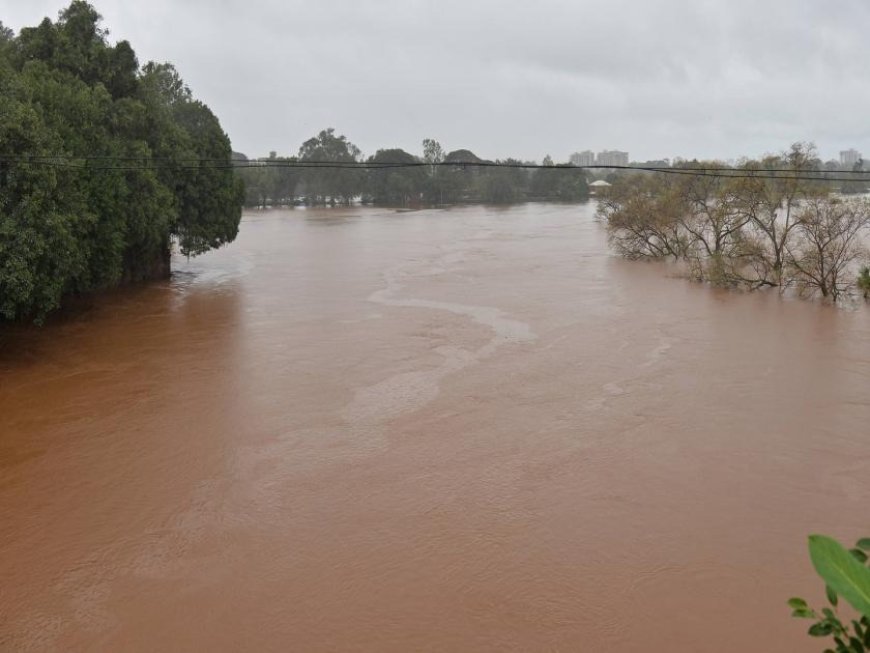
top-left (570, 151), bottom-right (629, 167)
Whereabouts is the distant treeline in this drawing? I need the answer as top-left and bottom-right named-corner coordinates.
top-left (0, 2), bottom-right (242, 323)
top-left (234, 130), bottom-right (589, 208)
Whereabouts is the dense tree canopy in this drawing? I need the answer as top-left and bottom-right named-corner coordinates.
top-left (0, 2), bottom-right (242, 322)
top-left (365, 148), bottom-right (425, 206)
top-left (297, 128), bottom-right (363, 204)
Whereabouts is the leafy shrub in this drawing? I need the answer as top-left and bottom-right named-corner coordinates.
top-left (789, 535), bottom-right (870, 652)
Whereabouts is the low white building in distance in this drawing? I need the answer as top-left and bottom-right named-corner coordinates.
top-left (589, 179), bottom-right (612, 195)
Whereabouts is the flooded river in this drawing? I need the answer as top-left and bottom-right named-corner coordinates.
top-left (1, 203), bottom-right (869, 652)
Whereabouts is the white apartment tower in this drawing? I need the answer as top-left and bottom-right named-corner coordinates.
top-left (569, 150), bottom-right (596, 166)
top-left (596, 150), bottom-right (629, 167)
top-left (840, 149), bottom-right (862, 167)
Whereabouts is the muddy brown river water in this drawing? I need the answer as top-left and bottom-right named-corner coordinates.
top-left (1, 203), bottom-right (869, 652)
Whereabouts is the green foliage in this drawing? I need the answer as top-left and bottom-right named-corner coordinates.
top-left (0, 21), bottom-right (13, 44)
top-left (809, 536), bottom-right (870, 617)
top-left (0, 2), bottom-right (241, 322)
top-left (789, 535), bottom-right (870, 652)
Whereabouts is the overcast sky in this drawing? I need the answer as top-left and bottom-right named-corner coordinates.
top-left (4, 0), bottom-right (870, 162)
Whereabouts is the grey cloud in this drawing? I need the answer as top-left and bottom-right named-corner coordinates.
top-left (3, 0), bottom-right (870, 161)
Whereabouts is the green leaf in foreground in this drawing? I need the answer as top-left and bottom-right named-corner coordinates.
top-left (809, 535), bottom-right (870, 618)
top-left (808, 622), bottom-right (833, 637)
top-left (857, 539), bottom-right (870, 552)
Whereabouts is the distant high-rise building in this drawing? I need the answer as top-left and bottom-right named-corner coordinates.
top-left (840, 149), bottom-right (862, 167)
top-left (569, 150), bottom-right (596, 166)
top-left (596, 150), bottom-right (629, 167)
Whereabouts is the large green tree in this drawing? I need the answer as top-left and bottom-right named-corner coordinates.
top-left (297, 128), bottom-right (362, 204)
top-left (0, 2), bottom-right (242, 322)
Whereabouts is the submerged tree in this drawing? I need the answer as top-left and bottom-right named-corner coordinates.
top-left (858, 266), bottom-right (870, 299)
top-left (733, 144), bottom-right (826, 287)
top-left (421, 138), bottom-right (446, 204)
top-left (786, 197), bottom-right (870, 300)
top-left (598, 173), bottom-right (690, 260)
top-left (599, 143), bottom-right (870, 303)
top-left (235, 152), bottom-right (300, 208)
top-left (841, 159), bottom-right (868, 195)
top-left (530, 157), bottom-right (588, 201)
top-left (366, 148), bottom-right (425, 206)
top-left (476, 159), bottom-right (528, 204)
top-left (297, 128), bottom-right (362, 204)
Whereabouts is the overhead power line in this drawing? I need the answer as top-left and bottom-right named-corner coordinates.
top-left (0, 156), bottom-right (869, 182)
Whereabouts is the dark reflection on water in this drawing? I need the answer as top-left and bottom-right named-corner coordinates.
top-left (1, 204), bottom-right (868, 652)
